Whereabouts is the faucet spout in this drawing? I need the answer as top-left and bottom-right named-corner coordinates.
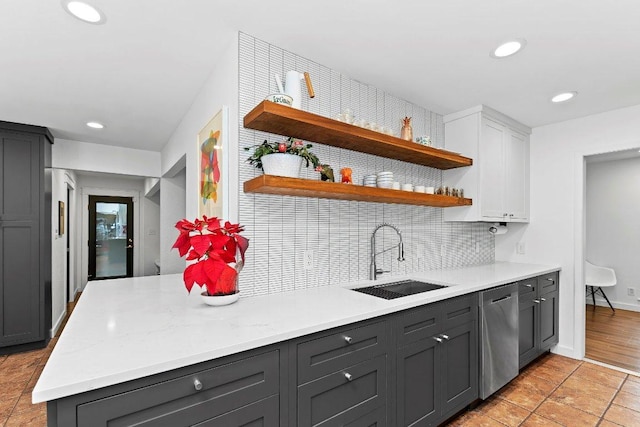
top-left (370, 223), bottom-right (404, 280)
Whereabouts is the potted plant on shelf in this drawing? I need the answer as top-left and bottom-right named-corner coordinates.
top-left (172, 216), bottom-right (249, 306)
top-left (245, 137), bottom-right (320, 178)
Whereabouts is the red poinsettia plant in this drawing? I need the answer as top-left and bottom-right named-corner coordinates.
top-left (172, 216), bottom-right (249, 296)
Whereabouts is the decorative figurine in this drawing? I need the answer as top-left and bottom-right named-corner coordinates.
top-left (401, 117), bottom-right (413, 141)
top-left (340, 167), bottom-right (353, 184)
top-left (315, 164), bottom-right (335, 182)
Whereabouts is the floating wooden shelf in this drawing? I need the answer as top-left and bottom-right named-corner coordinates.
top-left (244, 175), bottom-right (472, 208)
top-left (244, 101), bottom-right (473, 170)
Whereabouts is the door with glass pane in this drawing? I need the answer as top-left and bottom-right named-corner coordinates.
top-left (88, 196), bottom-right (133, 280)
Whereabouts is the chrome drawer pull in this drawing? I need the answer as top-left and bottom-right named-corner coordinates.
top-left (540, 297), bottom-right (547, 302)
top-left (433, 337), bottom-right (443, 343)
top-left (344, 372), bottom-right (353, 381)
top-left (193, 379), bottom-right (203, 391)
top-left (525, 284), bottom-right (533, 288)
top-left (546, 278), bottom-right (554, 282)
top-left (533, 299), bottom-right (541, 304)
top-left (343, 335), bottom-right (353, 344)
top-left (440, 334), bottom-right (450, 340)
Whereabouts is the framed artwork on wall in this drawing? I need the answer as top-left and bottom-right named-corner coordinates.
top-left (197, 106), bottom-right (229, 219)
top-left (58, 201), bottom-right (65, 236)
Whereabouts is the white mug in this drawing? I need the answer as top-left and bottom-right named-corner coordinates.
top-left (402, 183), bottom-right (413, 192)
top-left (414, 185), bottom-right (425, 193)
top-left (425, 186), bottom-right (435, 194)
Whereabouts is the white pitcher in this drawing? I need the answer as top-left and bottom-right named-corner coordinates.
top-left (284, 70), bottom-right (304, 109)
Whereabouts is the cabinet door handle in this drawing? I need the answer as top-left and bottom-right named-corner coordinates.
top-left (440, 334), bottom-right (450, 340)
top-left (433, 336), bottom-right (443, 343)
top-left (343, 335), bottom-right (352, 344)
top-left (344, 372), bottom-right (353, 381)
top-left (533, 299), bottom-right (541, 304)
top-left (193, 379), bottom-right (203, 391)
top-left (524, 284), bottom-right (533, 288)
top-left (540, 297), bottom-right (547, 302)
top-left (546, 278), bottom-right (555, 283)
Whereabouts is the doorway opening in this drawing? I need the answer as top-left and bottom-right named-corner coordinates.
top-left (88, 196), bottom-right (134, 280)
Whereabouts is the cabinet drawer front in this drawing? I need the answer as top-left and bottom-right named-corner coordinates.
top-left (395, 303), bottom-right (440, 347)
top-left (441, 293), bottom-right (478, 330)
top-left (193, 394), bottom-right (279, 427)
top-left (297, 321), bottom-right (387, 384)
top-left (297, 356), bottom-right (387, 427)
top-left (518, 278), bottom-right (537, 301)
top-left (538, 272), bottom-right (559, 295)
top-left (77, 350), bottom-right (280, 427)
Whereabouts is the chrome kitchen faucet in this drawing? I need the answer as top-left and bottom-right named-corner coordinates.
top-left (370, 223), bottom-right (405, 280)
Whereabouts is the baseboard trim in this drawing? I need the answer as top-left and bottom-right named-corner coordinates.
top-left (552, 344), bottom-right (577, 359)
top-left (586, 298), bottom-right (640, 312)
top-left (50, 309), bottom-right (67, 338)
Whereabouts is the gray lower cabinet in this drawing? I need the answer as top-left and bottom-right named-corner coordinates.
top-left (293, 320), bottom-right (389, 426)
top-left (48, 346), bottom-right (286, 427)
top-left (518, 272), bottom-right (560, 368)
top-left (395, 293), bottom-right (479, 426)
top-left (0, 122), bottom-right (53, 353)
top-left (48, 292), bottom-right (487, 426)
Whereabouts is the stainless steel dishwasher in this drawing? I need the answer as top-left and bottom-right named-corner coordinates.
top-left (479, 282), bottom-right (519, 399)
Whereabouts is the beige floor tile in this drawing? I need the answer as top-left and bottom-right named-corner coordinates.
top-left (0, 380), bottom-right (29, 401)
top-left (479, 398), bottom-right (530, 426)
top-left (604, 404), bottom-right (640, 427)
top-left (549, 382), bottom-right (612, 417)
top-left (4, 404), bottom-right (46, 427)
top-left (627, 374), bottom-right (640, 384)
top-left (621, 377), bottom-right (640, 397)
top-left (534, 400), bottom-right (600, 426)
top-left (526, 363), bottom-right (573, 385)
top-left (0, 397), bottom-right (19, 424)
top-left (510, 372), bottom-right (558, 396)
top-left (599, 420), bottom-right (624, 427)
top-left (519, 413), bottom-right (563, 426)
top-left (613, 390), bottom-right (640, 413)
top-left (24, 364), bottom-right (45, 393)
top-left (538, 354), bottom-right (582, 375)
top-left (11, 394), bottom-right (44, 416)
top-left (446, 411), bottom-right (506, 427)
top-left (561, 375), bottom-right (618, 402)
top-left (572, 364), bottom-right (626, 390)
top-left (495, 382), bottom-right (547, 412)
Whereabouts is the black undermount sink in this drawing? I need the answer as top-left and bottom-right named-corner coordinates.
top-left (353, 280), bottom-right (447, 300)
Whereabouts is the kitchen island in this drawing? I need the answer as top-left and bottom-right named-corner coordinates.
top-left (34, 262), bottom-right (560, 426)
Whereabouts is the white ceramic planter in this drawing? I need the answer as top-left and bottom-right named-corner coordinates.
top-left (201, 291), bottom-right (240, 306)
top-left (261, 153), bottom-right (303, 178)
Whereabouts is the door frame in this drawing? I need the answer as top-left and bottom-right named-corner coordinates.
top-left (65, 172), bottom-right (76, 302)
top-left (81, 188), bottom-right (142, 290)
top-left (88, 195), bottom-right (134, 280)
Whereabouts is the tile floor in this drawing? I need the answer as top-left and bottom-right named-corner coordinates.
top-left (447, 353), bottom-right (640, 426)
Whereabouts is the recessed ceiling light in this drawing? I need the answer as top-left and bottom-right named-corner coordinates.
top-left (62, 1), bottom-right (106, 24)
top-left (491, 39), bottom-right (527, 58)
top-left (86, 121), bottom-right (104, 129)
top-left (551, 92), bottom-right (577, 103)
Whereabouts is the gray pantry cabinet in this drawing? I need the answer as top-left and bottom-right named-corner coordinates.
top-left (0, 121), bottom-right (52, 353)
top-left (47, 273), bottom-right (559, 427)
top-left (518, 271), bottom-right (560, 368)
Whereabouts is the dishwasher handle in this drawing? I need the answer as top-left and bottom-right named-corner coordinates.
top-left (491, 294), bottom-right (512, 304)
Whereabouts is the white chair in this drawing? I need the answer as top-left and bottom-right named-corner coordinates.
top-left (585, 261), bottom-right (617, 312)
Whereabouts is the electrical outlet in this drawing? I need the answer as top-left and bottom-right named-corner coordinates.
top-left (417, 244), bottom-right (425, 259)
top-left (516, 241), bottom-right (526, 254)
top-left (628, 288), bottom-right (636, 297)
top-left (303, 250), bottom-right (313, 270)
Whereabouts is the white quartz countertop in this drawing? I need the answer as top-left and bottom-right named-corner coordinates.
top-left (33, 261), bottom-right (559, 403)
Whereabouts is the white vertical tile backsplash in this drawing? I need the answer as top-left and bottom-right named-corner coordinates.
top-left (238, 33), bottom-right (494, 297)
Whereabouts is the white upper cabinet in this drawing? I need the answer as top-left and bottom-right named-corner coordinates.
top-left (443, 105), bottom-right (531, 223)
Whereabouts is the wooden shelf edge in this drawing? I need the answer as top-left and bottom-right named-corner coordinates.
top-left (243, 175), bottom-right (472, 208)
top-left (243, 101), bottom-right (473, 170)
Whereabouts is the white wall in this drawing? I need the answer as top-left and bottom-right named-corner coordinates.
top-left (51, 169), bottom-right (77, 337)
top-left (586, 157), bottom-right (640, 311)
top-left (159, 166), bottom-right (186, 274)
top-left (159, 31), bottom-right (239, 273)
top-left (52, 138), bottom-right (161, 178)
top-left (495, 103), bottom-right (640, 360)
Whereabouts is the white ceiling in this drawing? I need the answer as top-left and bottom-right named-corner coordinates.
top-left (2, 0), bottom-right (640, 152)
